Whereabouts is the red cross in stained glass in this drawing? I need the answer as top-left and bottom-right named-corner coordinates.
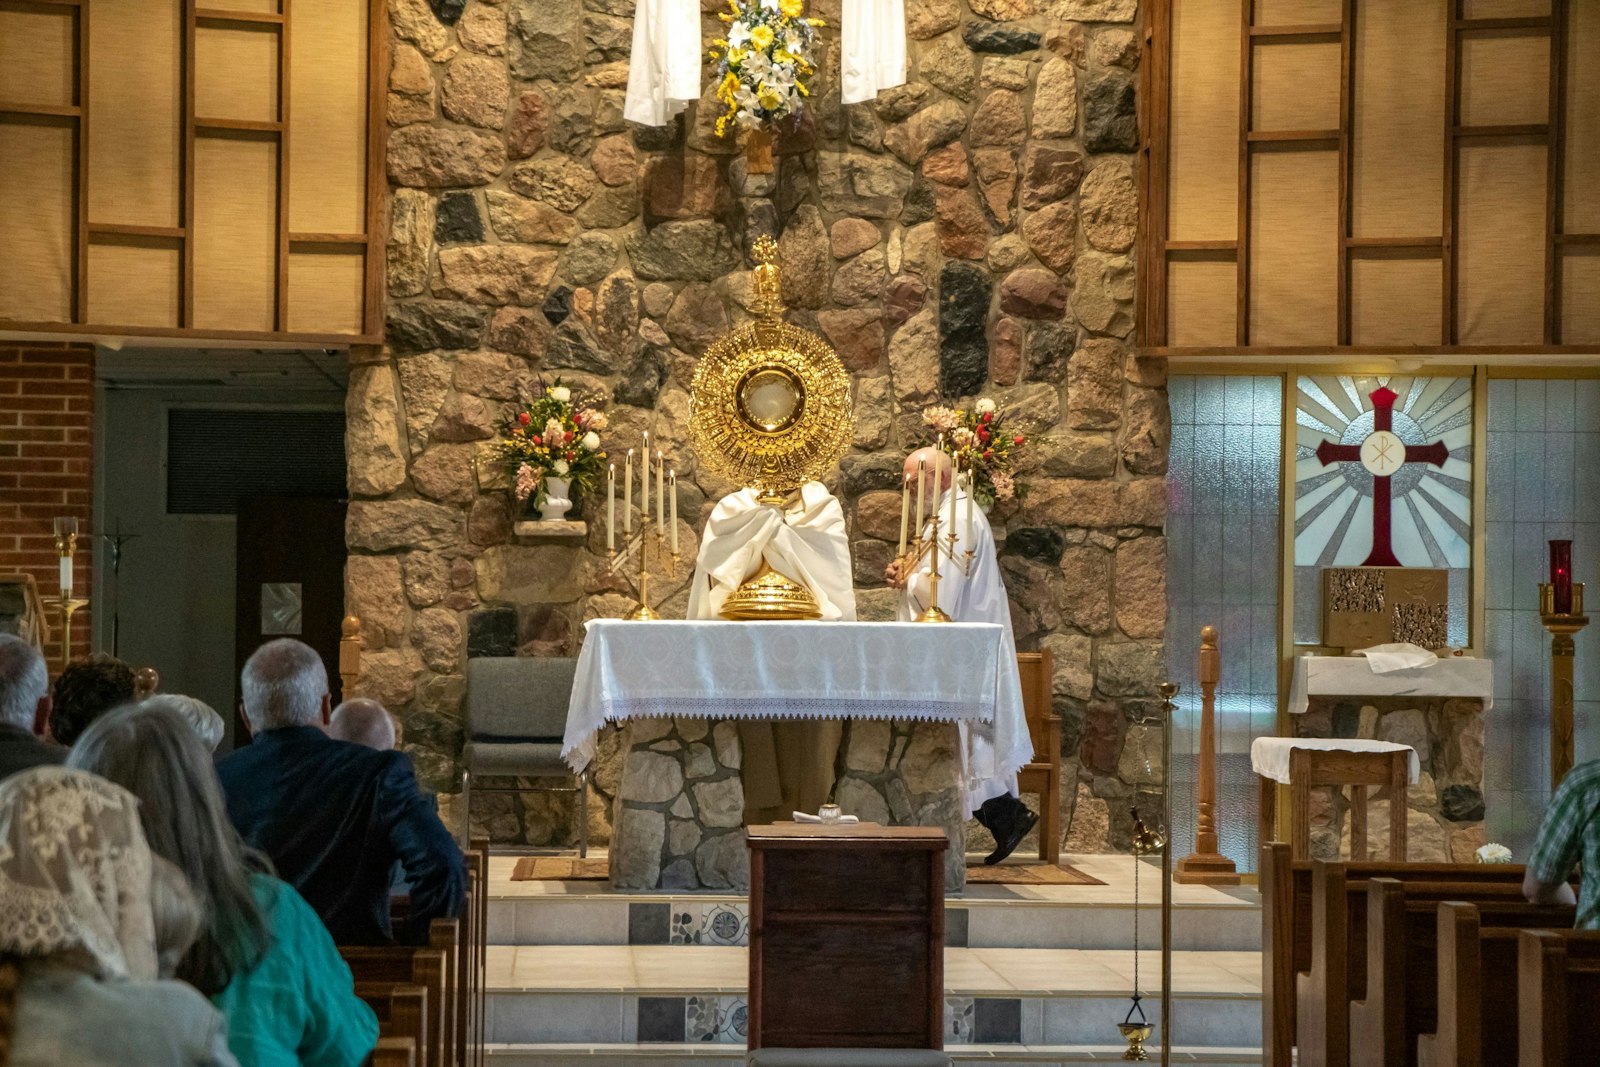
top-left (1315, 386), bottom-right (1450, 568)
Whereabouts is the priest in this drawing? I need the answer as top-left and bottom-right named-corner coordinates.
top-left (689, 480), bottom-right (855, 823)
top-left (888, 446), bottom-right (1037, 864)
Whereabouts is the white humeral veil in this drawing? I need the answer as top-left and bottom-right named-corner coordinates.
top-left (899, 486), bottom-right (1032, 817)
top-left (689, 481), bottom-right (856, 821)
top-left (841, 0), bottom-right (908, 104)
top-left (622, 0), bottom-right (702, 127)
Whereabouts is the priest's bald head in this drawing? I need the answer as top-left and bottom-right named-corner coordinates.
top-left (903, 446), bottom-right (954, 495)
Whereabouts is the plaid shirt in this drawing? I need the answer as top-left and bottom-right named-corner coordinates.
top-left (1528, 758), bottom-right (1600, 929)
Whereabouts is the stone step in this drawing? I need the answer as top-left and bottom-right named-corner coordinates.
top-left (485, 1042), bottom-right (1263, 1066)
top-left (485, 945), bottom-right (1261, 1049)
top-left (490, 894), bottom-right (1259, 952)
top-left (489, 855), bottom-right (1261, 953)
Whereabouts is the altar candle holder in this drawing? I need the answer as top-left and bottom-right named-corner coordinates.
top-left (608, 474), bottom-right (680, 621)
top-left (41, 517), bottom-right (87, 668)
top-left (1539, 580), bottom-right (1588, 790)
top-left (894, 467), bottom-right (975, 624)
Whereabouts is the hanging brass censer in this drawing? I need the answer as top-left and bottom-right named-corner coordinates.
top-left (689, 235), bottom-right (853, 621)
top-left (1119, 807), bottom-right (1166, 1061)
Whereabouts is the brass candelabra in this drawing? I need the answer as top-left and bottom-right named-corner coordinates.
top-left (894, 488), bottom-right (975, 624)
top-left (1538, 581), bottom-right (1587, 790)
top-left (41, 517), bottom-right (86, 668)
top-left (609, 511), bottom-right (678, 621)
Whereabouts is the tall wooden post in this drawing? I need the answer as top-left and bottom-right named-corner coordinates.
top-left (1539, 581), bottom-right (1587, 792)
top-left (1175, 625), bottom-right (1240, 885)
top-left (339, 614), bottom-right (363, 703)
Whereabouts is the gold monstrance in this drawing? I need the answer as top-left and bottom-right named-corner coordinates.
top-left (689, 235), bottom-right (852, 620)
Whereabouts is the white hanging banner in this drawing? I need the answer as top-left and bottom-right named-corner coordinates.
top-left (840, 0), bottom-right (908, 105)
top-left (623, 0), bottom-right (704, 127)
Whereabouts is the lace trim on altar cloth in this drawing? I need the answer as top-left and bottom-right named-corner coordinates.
top-left (595, 696), bottom-right (992, 724)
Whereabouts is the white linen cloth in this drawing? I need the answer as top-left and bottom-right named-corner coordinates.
top-left (792, 811), bottom-right (860, 823)
top-left (1250, 736), bottom-right (1421, 786)
top-left (1355, 642), bottom-right (1438, 673)
top-left (899, 485), bottom-right (1032, 817)
top-left (561, 619), bottom-right (1005, 773)
top-left (1288, 654), bottom-right (1494, 715)
top-left (687, 482), bottom-right (856, 622)
top-left (622, 0), bottom-right (702, 127)
top-left (840, 0), bottom-right (907, 104)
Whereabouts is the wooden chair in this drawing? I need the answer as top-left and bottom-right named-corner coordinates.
top-left (1259, 843), bottom-right (1540, 1067)
top-left (372, 1037), bottom-right (418, 1067)
top-left (467, 840), bottom-right (489, 1067)
top-left (1517, 929), bottom-right (1600, 1067)
top-left (1015, 649), bottom-right (1060, 864)
top-left (1256, 744), bottom-right (1412, 862)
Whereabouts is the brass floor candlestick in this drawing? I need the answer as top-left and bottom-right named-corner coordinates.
top-left (610, 513), bottom-right (678, 621)
top-left (1539, 581), bottom-right (1588, 790)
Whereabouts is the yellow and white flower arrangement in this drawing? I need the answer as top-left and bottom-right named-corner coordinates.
top-left (708, 0), bottom-right (823, 138)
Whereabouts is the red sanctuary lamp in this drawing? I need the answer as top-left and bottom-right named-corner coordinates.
top-left (1550, 539), bottom-right (1574, 615)
top-left (1540, 539), bottom-right (1587, 790)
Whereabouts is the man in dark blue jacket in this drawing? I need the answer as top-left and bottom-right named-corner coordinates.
top-left (218, 637), bottom-right (465, 945)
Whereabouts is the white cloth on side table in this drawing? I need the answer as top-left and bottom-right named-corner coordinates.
top-left (622, 0), bottom-right (702, 126)
top-left (561, 619), bottom-right (1006, 774)
top-left (841, 0), bottom-right (907, 104)
top-left (1354, 642), bottom-right (1438, 673)
top-left (1249, 736), bottom-right (1421, 786)
top-left (687, 481), bottom-right (856, 622)
top-left (1288, 654), bottom-right (1494, 715)
top-left (899, 484), bottom-right (1031, 817)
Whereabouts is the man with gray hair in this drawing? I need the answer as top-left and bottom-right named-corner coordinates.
top-left (328, 697), bottom-right (398, 751)
top-left (0, 634), bottom-right (63, 780)
top-left (217, 638), bottom-right (464, 944)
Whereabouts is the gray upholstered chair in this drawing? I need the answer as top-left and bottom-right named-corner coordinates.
top-left (747, 1052), bottom-right (952, 1067)
top-left (462, 656), bottom-right (587, 857)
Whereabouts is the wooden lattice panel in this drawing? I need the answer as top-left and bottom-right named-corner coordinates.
top-left (0, 0), bottom-right (383, 343)
top-left (1146, 0), bottom-right (1600, 352)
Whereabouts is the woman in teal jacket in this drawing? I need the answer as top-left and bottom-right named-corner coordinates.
top-left (72, 702), bottom-right (379, 1067)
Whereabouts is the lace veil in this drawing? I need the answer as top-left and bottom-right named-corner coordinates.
top-left (0, 765), bottom-right (158, 981)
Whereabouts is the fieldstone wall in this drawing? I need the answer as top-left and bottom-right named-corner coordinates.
top-left (348, 0), bottom-right (1169, 850)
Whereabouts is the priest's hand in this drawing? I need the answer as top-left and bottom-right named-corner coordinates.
top-left (885, 557), bottom-right (908, 589)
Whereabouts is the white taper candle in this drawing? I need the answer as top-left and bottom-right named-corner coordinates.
top-left (624, 450), bottom-right (633, 533)
top-left (898, 474), bottom-right (910, 556)
top-left (608, 464), bottom-right (616, 552)
top-left (914, 458), bottom-right (925, 541)
top-left (669, 471), bottom-right (679, 554)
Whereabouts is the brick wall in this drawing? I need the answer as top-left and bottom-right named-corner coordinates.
top-left (0, 342), bottom-right (94, 671)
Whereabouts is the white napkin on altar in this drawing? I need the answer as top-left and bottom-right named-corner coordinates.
top-left (687, 481), bottom-right (856, 621)
top-left (1354, 642), bottom-right (1438, 674)
top-left (792, 811), bottom-right (861, 824)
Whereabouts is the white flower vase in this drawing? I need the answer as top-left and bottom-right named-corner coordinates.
top-left (537, 476), bottom-right (573, 521)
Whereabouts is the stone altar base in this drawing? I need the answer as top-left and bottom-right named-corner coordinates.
top-left (610, 717), bottom-right (968, 892)
top-left (1295, 696), bottom-right (1486, 862)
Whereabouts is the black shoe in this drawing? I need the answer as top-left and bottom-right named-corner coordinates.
top-left (982, 796), bottom-right (1038, 866)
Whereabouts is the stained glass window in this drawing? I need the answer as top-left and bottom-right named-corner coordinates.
top-left (1293, 375), bottom-right (1474, 647)
top-left (1166, 376), bottom-right (1282, 873)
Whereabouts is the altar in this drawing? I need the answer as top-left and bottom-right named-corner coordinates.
top-left (1287, 653), bottom-right (1493, 861)
top-left (563, 619), bottom-right (1012, 892)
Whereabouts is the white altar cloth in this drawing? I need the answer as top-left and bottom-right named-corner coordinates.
top-left (1288, 654), bottom-right (1493, 716)
top-left (562, 619), bottom-right (1005, 773)
top-left (1250, 736), bottom-right (1421, 785)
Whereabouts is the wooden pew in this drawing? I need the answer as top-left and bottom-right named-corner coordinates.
top-left (1260, 843), bottom-right (1540, 1067)
top-left (357, 982), bottom-right (428, 1064)
top-left (467, 839), bottom-right (489, 1067)
top-left (344, 947), bottom-right (448, 1067)
top-left (1347, 887), bottom-right (1573, 1067)
top-left (1517, 929), bottom-right (1600, 1067)
top-left (372, 1037), bottom-right (418, 1067)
